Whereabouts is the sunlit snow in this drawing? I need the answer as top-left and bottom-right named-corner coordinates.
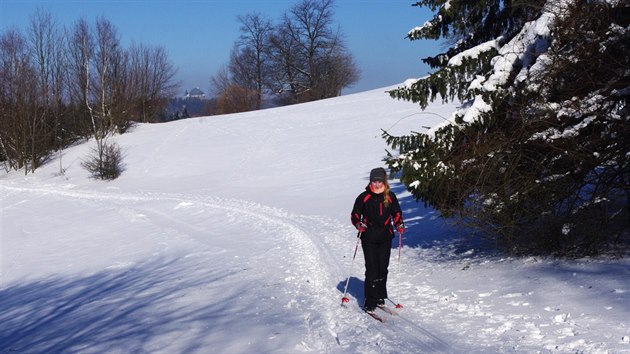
top-left (1, 85), bottom-right (628, 353)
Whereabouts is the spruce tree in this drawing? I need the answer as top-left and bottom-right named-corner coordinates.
top-left (384, 0), bottom-right (630, 256)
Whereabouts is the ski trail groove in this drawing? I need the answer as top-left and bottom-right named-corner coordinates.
top-left (1, 184), bottom-right (342, 350)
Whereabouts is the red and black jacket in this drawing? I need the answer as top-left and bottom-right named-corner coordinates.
top-left (351, 186), bottom-right (404, 242)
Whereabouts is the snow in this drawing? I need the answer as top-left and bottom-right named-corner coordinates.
top-left (1, 85), bottom-right (629, 353)
top-left (432, 0), bottom-right (574, 130)
top-left (447, 38), bottom-right (500, 67)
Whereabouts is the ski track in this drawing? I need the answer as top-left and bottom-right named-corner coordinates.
top-left (1, 184), bottom-right (452, 353)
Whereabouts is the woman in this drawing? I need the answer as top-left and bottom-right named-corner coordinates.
top-left (350, 167), bottom-right (405, 313)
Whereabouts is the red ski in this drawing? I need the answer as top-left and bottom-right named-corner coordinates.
top-left (366, 310), bottom-right (386, 322)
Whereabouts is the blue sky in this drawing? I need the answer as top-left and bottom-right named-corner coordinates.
top-left (0, 0), bottom-right (440, 95)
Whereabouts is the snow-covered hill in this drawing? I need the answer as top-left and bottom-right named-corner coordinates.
top-left (1, 86), bottom-right (628, 353)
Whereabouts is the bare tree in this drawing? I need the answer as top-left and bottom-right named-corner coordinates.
top-left (0, 12), bottom-right (68, 174)
top-left (0, 28), bottom-right (39, 173)
top-left (66, 18), bottom-right (95, 139)
top-left (107, 37), bottom-right (131, 130)
top-left (66, 18), bottom-right (119, 179)
top-left (268, 0), bottom-right (359, 103)
top-left (267, 21), bottom-right (302, 103)
top-left (94, 17), bottom-right (120, 133)
top-left (128, 42), bottom-right (178, 123)
top-left (310, 35), bottom-right (360, 97)
top-left (209, 0), bottom-right (358, 110)
top-left (209, 13), bottom-right (273, 113)
top-left (28, 8), bottom-right (67, 173)
top-left (211, 64), bottom-right (258, 114)
top-left (234, 13), bottom-right (274, 109)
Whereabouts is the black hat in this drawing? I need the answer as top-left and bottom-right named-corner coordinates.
top-left (369, 167), bottom-right (386, 182)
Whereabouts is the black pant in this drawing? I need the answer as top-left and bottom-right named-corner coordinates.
top-left (362, 239), bottom-right (391, 308)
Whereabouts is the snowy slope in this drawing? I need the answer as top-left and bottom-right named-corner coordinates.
top-left (1, 86), bottom-right (629, 353)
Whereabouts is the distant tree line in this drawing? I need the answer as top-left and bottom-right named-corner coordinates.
top-left (0, 9), bottom-right (178, 176)
top-left (384, 1), bottom-right (629, 257)
top-left (211, 0), bottom-right (360, 114)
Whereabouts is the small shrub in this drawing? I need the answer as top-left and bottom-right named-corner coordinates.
top-left (82, 141), bottom-right (125, 180)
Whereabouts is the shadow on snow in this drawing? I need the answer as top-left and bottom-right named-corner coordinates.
top-left (0, 256), bottom-right (264, 354)
top-left (389, 182), bottom-right (495, 257)
top-left (336, 276), bottom-right (364, 309)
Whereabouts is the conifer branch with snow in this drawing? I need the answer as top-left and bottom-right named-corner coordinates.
top-left (384, 0), bottom-right (630, 256)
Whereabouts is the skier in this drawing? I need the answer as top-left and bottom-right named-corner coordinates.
top-left (351, 167), bottom-right (405, 314)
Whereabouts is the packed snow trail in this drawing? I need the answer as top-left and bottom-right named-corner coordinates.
top-left (1, 184), bottom-right (457, 353)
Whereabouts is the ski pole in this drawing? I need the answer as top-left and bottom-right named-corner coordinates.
top-left (390, 230), bottom-right (403, 309)
top-left (387, 297), bottom-right (404, 309)
top-left (341, 231), bottom-right (362, 306)
top-left (398, 229), bottom-right (402, 264)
